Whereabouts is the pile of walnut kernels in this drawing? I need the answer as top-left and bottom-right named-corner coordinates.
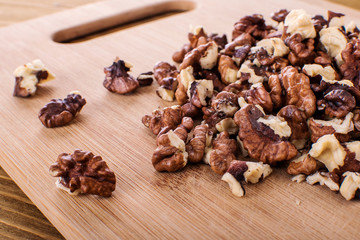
top-left (141, 9), bottom-right (360, 200)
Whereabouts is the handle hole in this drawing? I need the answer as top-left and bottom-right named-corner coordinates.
top-left (52, 1), bottom-right (196, 44)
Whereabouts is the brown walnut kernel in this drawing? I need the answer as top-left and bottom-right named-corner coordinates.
top-left (324, 89), bottom-right (356, 118)
top-left (153, 61), bottom-right (179, 85)
top-left (285, 33), bottom-right (316, 66)
top-left (103, 58), bottom-right (139, 94)
top-left (186, 124), bottom-right (211, 163)
top-left (271, 9), bottom-right (289, 22)
top-left (280, 66), bottom-right (316, 117)
top-left (49, 149), bottom-right (116, 197)
top-left (277, 105), bottom-right (309, 141)
top-left (141, 105), bottom-right (183, 136)
top-left (287, 154), bottom-right (319, 175)
top-left (38, 92), bottom-right (86, 128)
top-left (232, 14), bottom-right (271, 40)
top-left (137, 71), bottom-right (154, 86)
top-left (268, 74), bottom-right (285, 109)
top-left (234, 104), bottom-right (298, 165)
top-left (211, 91), bottom-right (239, 117)
top-left (340, 38), bottom-right (360, 86)
top-left (209, 131), bottom-right (237, 175)
top-left (224, 33), bottom-right (254, 56)
top-left (152, 120), bottom-right (193, 172)
top-left (218, 55), bottom-right (239, 85)
top-left (242, 83), bottom-right (273, 113)
top-left (172, 43), bottom-right (192, 63)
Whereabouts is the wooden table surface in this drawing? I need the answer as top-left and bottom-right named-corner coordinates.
top-left (0, 1), bottom-right (103, 239)
top-left (0, 0), bottom-right (359, 239)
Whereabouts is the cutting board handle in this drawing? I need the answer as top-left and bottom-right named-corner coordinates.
top-left (51, 0), bottom-right (196, 43)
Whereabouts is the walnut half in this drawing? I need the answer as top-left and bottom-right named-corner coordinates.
top-left (49, 149), bottom-right (116, 197)
top-left (13, 59), bottom-right (55, 97)
top-left (38, 92), bottom-right (86, 128)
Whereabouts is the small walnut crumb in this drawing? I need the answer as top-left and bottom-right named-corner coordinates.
top-left (284, 9), bottom-right (316, 39)
top-left (221, 160), bottom-right (272, 197)
top-left (137, 71), bottom-right (154, 86)
top-left (49, 149), bottom-right (116, 197)
top-left (295, 199), bottom-right (301, 205)
top-left (38, 92), bottom-right (86, 128)
top-left (13, 59), bottom-right (55, 97)
top-left (291, 174), bottom-right (306, 183)
top-left (340, 172), bottom-right (360, 200)
top-left (215, 118), bottom-right (238, 135)
top-left (306, 171), bottom-right (339, 191)
top-left (238, 60), bottom-right (264, 84)
top-left (302, 64), bottom-right (336, 80)
top-left (103, 58), bottom-right (139, 94)
top-left (251, 38), bottom-right (289, 57)
top-left (309, 134), bottom-right (346, 172)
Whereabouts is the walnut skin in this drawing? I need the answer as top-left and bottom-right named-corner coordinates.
top-left (152, 123), bottom-right (191, 172)
top-left (232, 14), bottom-right (270, 40)
top-left (268, 74), bottom-right (285, 109)
top-left (280, 66), bottom-right (316, 118)
top-left (234, 104), bottom-right (298, 165)
top-left (277, 105), bottom-right (309, 141)
top-left (153, 61), bottom-right (179, 85)
top-left (38, 92), bottom-right (86, 128)
top-left (211, 91), bottom-right (239, 117)
top-left (271, 9), bottom-right (289, 22)
top-left (287, 154), bottom-right (319, 175)
top-left (209, 131), bottom-right (237, 175)
top-left (103, 59), bottom-right (139, 94)
top-left (142, 106), bottom-right (183, 136)
top-left (172, 43), bottom-right (192, 63)
top-left (186, 124), bottom-right (210, 163)
top-left (324, 89), bottom-right (356, 118)
top-left (340, 38), bottom-right (360, 87)
top-left (308, 117), bottom-right (351, 143)
top-left (49, 149), bottom-right (116, 197)
top-left (137, 71), bottom-right (154, 86)
top-left (224, 33), bottom-right (254, 56)
top-left (285, 33), bottom-right (315, 66)
top-left (242, 83), bottom-right (273, 113)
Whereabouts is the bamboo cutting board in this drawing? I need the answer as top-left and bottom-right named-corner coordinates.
top-left (1, 0), bottom-right (360, 239)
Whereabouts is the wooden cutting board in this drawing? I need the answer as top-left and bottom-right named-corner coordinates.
top-left (1, 0), bottom-right (360, 239)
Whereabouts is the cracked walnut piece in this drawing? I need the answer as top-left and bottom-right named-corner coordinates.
top-left (280, 66), bottom-right (316, 117)
top-left (103, 58), bottom-right (139, 94)
top-left (152, 120), bottom-right (193, 172)
top-left (209, 131), bottom-right (237, 175)
top-left (221, 160), bottom-right (272, 197)
top-left (38, 92), bottom-right (86, 128)
top-left (13, 59), bottom-right (55, 97)
top-left (234, 104), bottom-right (298, 165)
top-left (49, 149), bottom-right (116, 197)
top-left (186, 124), bottom-right (211, 163)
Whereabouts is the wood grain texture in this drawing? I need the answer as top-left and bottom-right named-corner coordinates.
top-left (0, 0), bottom-right (360, 239)
top-left (0, 0), bottom-right (104, 239)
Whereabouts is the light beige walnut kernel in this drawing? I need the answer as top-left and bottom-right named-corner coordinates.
top-left (306, 171), bottom-right (339, 191)
top-left (284, 9), bottom-right (316, 39)
top-left (340, 172), bottom-right (360, 200)
top-left (13, 59), bottom-right (55, 97)
top-left (319, 27), bottom-right (348, 65)
top-left (309, 134), bottom-right (346, 172)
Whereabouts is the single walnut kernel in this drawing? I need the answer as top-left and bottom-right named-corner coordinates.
top-left (234, 104), bottom-right (298, 165)
top-left (340, 172), bottom-right (360, 200)
top-left (137, 71), bottom-right (154, 86)
top-left (287, 154), bottom-right (319, 175)
top-left (209, 132), bottom-right (237, 175)
top-left (221, 160), bottom-right (272, 197)
top-left (309, 134), bottom-right (347, 172)
top-left (49, 149), bottom-right (116, 197)
top-left (103, 58), bottom-right (139, 94)
top-left (38, 92), bottom-right (86, 128)
top-left (186, 124), bottom-right (211, 163)
top-left (13, 59), bottom-right (55, 97)
top-left (306, 171), bottom-right (339, 191)
top-left (284, 9), bottom-right (316, 39)
top-left (152, 122), bottom-right (192, 172)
